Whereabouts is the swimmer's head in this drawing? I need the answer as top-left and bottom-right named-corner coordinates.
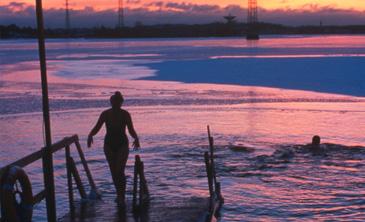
top-left (110, 91), bottom-right (124, 108)
top-left (312, 135), bottom-right (321, 146)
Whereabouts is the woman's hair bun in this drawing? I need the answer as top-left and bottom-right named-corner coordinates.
top-left (110, 91), bottom-right (124, 106)
top-left (115, 91), bottom-right (122, 97)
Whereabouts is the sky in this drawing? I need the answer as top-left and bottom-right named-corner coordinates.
top-left (1, 0), bottom-right (365, 27)
top-left (12, 0), bottom-right (365, 10)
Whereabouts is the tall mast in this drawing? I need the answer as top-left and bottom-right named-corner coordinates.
top-left (35, 0), bottom-right (57, 221)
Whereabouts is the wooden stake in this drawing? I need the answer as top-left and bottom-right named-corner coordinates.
top-left (35, 0), bottom-right (56, 220)
top-left (65, 146), bottom-right (74, 215)
top-left (204, 152), bottom-right (214, 201)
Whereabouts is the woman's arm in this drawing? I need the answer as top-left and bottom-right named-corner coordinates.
top-left (127, 113), bottom-right (140, 149)
top-left (87, 112), bottom-right (106, 148)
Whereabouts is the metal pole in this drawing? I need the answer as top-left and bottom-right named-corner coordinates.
top-left (35, 0), bottom-right (57, 221)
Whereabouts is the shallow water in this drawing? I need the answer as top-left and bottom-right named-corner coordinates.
top-left (1, 36), bottom-right (365, 221)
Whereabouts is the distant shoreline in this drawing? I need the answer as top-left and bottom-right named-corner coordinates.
top-left (2, 23), bottom-right (365, 39)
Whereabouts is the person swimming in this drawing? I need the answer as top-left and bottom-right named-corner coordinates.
top-left (87, 91), bottom-right (140, 206)
top-left (306, 135), bottom-right (324, 155)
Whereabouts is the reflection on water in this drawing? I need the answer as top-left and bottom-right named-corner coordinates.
top-left (1, 98), bottom-right (364, 221)
top-left (219, 143), bottom-right (365, 221)
top-left (1, 36), bottom-right (365, 221)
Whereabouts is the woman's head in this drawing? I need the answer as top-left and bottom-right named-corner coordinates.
top-left (110, 91), bottom-right (124, 108)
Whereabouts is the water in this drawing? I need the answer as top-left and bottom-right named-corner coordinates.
top-left (1, 35), bottom-right (365, 221)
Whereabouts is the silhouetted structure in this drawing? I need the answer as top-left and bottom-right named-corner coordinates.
top-left (65, 0), bottom-right (70, 32)
top-left (224, 14), bottom-right (236, 24)
top-left (118, 0), bottom-right (124, 29)
top-left (247, 0), bottom-right (260, 40)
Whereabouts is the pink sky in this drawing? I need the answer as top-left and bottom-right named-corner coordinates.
top-left (6, 0), bottom-right (365, 10)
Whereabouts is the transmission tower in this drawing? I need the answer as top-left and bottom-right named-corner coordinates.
top-left (65, 0), bottom-right (70, 30)
top-left (247, 0), bottom-right (258, 24)
top-left (118, 0), bottom-right (124, 29)
top-left (246, 0), bottom-right (259, 40)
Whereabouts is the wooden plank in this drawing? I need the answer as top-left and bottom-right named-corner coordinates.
top-left (74, 139), bottom-right (98, 194)
top-left (0, 149), bottom-right (44, 176)
top-left (68, 157), bottom-right (87, 199)
top-left (32, 190), bottom-right (46, 205)
top-left (0, 136), bottom-right (78, 172)
top-left (0, 135), bottom-right (78, 184)
top-left (47, 135), bottom-right (78, 154)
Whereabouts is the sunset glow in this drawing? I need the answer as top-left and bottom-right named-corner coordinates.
top-left (8, 0), bottom-right (365, 10)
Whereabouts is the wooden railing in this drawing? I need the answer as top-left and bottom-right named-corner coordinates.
top-left (204, 126), bottom-right (224, 222)
top-left (132, 155), bottom-right (150, 212)
top-left (0, 135), bottom-right (99, 219)
top-left (1, 130), bottom-right (218, 221)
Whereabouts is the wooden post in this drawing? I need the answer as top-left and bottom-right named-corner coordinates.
top-left (132, 155), bottom-right (140, 210)
top-left (139, 161), bottom-right (149, 200)
top-left (139, 161), bottom-right (144, 207)
top-left (207, 126), bottom-right (217, 187)
top-left (65, 146), bottom-right (74, 215)
top-left (74, 140), bottom-right (98, 196)
top-left (35, 0), bottom-right (56, 220)
top-left (68, 157), bottom-right (87, 199)
top-left (204, 152), bottom-right (214, 200)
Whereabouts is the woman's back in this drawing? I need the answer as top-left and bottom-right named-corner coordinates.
top-left (104, 108), bottom-right (130, 150)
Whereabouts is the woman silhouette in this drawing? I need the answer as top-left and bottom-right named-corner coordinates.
top-left (87, 91), bottom-right (140, 205)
